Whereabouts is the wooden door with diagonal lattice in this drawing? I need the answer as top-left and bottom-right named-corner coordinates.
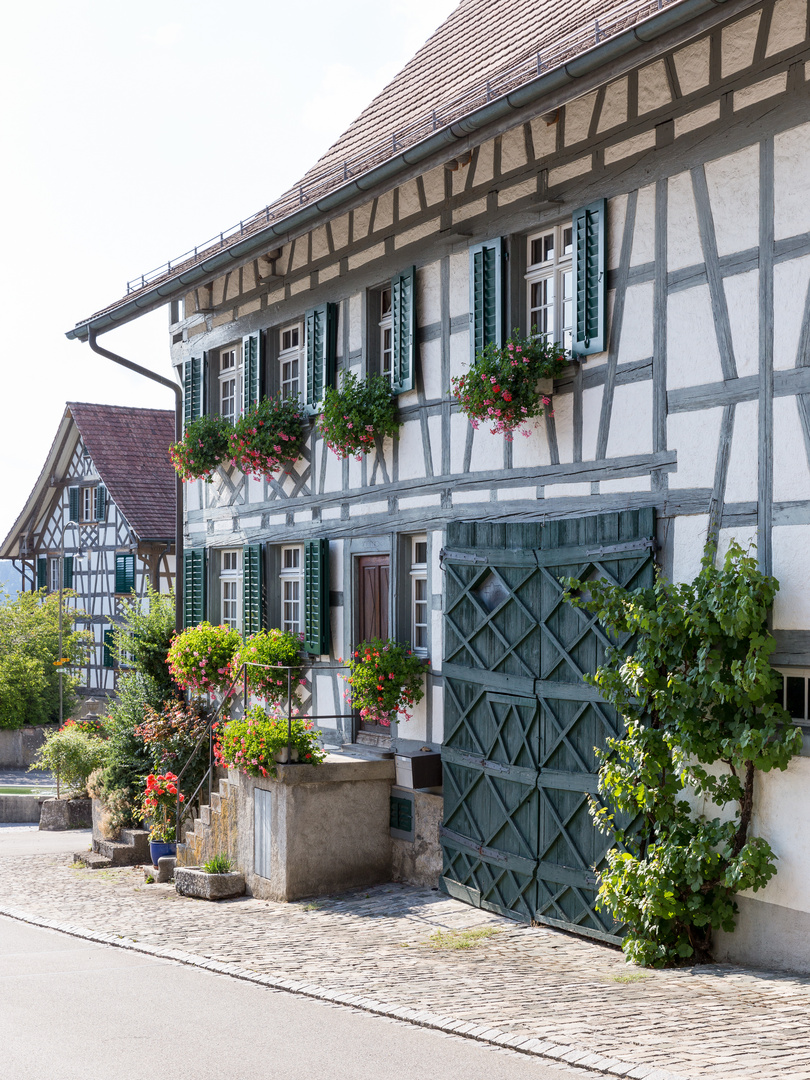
top-left (439, 510), bottom-right (655, 943)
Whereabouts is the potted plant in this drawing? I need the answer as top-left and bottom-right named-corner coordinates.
top-left (342, 637), bottom-right (428, 727)
top-left (451, 328), bottom-right (569, 440)
top-left (136, 771), bottom-right (185, 866)
top-left (167, 622), bottom-right (243, 696)
top-left (229, 395), bottom-right (306, 479)
top-left (231, 627), bottom-right (304, 705)
top-left (318, 371), bottom-right (401, 460)
top-left (169, 414), bottom-right (231, 482)
top-left (216, 705), bottom-right (326, 778)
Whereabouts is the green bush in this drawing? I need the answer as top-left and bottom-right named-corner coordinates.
top-left (0, 589), bottom-right (90, 729)
top-left (29, 726), bottom-right (107, 797)
top-left (112, 585), bottom-right (177, 697)
top-left (216, 706), bottom-right (326, 777)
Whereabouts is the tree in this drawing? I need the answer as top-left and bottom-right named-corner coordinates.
top-left (565, 542), bottom-right (802, 967)
top-left (0, 588), bottom-right (90, 729)
top-left (112, 584), bottom-right (176, 696)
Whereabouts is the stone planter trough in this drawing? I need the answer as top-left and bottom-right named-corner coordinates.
top-left (175, 866), bottom-right (246, 901)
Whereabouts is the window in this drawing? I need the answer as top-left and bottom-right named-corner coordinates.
top-left (779, 670), bottom-right (810, 727)
top-left (219, 345), bottom-right (240, 424)
top-left (280, 545), bottom-right (303, 634)
top-left (49, 557), bottom-right (60, 594)
top-left (379, 287), bottom-right (393, 382)
top-left (410, 537), bottom-right (428, 655)
top-left (220, 549), bottom-right (241, 630)
top-left (279, 325), bottom-right (301, 401)
top-left (82, 486), bottom-right (96, 523)
top-left (526, 224), bottom-right (573, 351)
top-left (171, 298), bottom-right (185, 323)
top-left (115, 554), bottom-right (136, 594)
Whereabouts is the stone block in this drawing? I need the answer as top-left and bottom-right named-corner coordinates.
top-left (175, 867), bottom-right (246, 900)
top-left (39, 798), bottom-right (92, 831)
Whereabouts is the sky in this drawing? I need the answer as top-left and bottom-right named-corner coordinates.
top-left (0, 0), bottom-right (459, 558)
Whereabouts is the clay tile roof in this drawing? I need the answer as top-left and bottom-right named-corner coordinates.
top-left (67, 403), bottom-right (176, 540)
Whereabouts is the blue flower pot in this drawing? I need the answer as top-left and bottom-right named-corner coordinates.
top-left (149, 840), bottom-right (177, 866)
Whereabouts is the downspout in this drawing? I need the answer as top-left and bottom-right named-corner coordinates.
top-left (86, 328), bottom-right (184, 634)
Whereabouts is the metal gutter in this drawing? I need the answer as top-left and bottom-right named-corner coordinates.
top-left (66, 0), bottom-right (734, 342)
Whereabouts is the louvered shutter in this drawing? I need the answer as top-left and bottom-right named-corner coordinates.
top-left (242, 332), bottom-right (263, 414)
top-left (304, 303), bottom-right (338, 415)
top-left (391, 267), bottom-right (415, 395)
top-left (303, 538), bottom-right (330, 654)
top-left (63, 557), bottom-right (73, 589)
top-left (115, 554), bottom-right (135, 594)
top-left (103, 629), bottom-right (115, 669)
top-left (242, 543), bottom-right (264, 637)
top-left (95, 485), bottom-right (107, 521)
top-left (68, 487), bottom-right (80, 523)
top-left (572, 199), bottom-right (607, 356)
top-left (37, 558), bottom-right (47, 590)
top-left (183, 356), bottom-right (205, 430)
top-left (469, 238), bottom-right (504, 361)
top-left (183, 548), bottom-right (207, 628)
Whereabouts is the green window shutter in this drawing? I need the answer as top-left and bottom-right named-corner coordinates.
top-left (183, 548), bottom-right (207, 628)
top-left (37, 557), bottom-right (47, 590)
top-left (183, 356), bottom-right (205, 430)
top-left (115, 554), bottom-right (135, 594)
top-left (391, 267), bottom-right (415, 395)
top-left (304, 303), bottom-right (338, 415)
top-left (572, 198), bottom-right (607, 356)
top-left (242, 332), bottom-right (263, 414)
top-left (103, 628), bottom-right (115, 669)
top-left (95, 485), bottom-right (107, 521)
top-left (242, 543), bottom-right (264, 637)
top-left (303, 538), bottom-right (330, 654)
top-left (63, 556), bottom-right (74, 589)
top-left (68, 487), bottom-right (80, 523)
top-left (469, 238), bottom-right (504, 361)
top-left (390, 795), bottom-right (413, 833)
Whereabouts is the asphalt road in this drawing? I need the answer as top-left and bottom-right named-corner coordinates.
top-left (0, 915), bottom-right (598, 1080)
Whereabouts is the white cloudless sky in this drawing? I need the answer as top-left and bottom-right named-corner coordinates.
top-left (0, 0), bottom-right (459, 556)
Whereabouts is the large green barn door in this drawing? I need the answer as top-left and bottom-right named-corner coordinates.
top-left (440, 510), bottom-right (655, 942)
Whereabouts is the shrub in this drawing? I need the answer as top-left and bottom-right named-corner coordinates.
top-left (29, 726), bottom-right (108, 798)
top-left (231, 628), bottom-right (304, 704)
top-left (451, 328), bottom-right (568, 440)
top-left (318, 371), bottom-right (401, 460)
top-left (135, 697), bottom-right (211, 803)
top-left (342, 638), bottom-right (427, 727)
top-left (169, 414), bottom-right (231, 482)
top-left (112, 585), bottom-right (177, 697)
top-left (216, 705), bottom-right (326, 777)
top-left (229, 395), bottom-right (306, 479)
top-left (167, 622), bottom-right (242, 695)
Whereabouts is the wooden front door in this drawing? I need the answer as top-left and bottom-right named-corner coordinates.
top-left (440, 511), bottom-right (656, 942)
top-left (355, 554), bottom-right (390, 733)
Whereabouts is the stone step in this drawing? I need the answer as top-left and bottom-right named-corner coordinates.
top-left (199, 805), bottom-right (211, 826)
top-left (210, 793), bottom-right (221, 813)
top-left (118, 829), bottom-right (149, 857)
top-left (74, 850), bottom-right (112, 870)
top-left (96, 839), bottom-right (147, 866)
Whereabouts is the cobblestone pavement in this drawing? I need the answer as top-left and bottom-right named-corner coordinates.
top-left (2, 853), bottom-right (809, 1080)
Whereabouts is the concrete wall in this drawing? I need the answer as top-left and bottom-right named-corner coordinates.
top-left (0, 725), bottom-right (57, 769)
top-left (391, 790), bottom-right (443, 888)
top-left (0, 795), bottom-right (44, 823)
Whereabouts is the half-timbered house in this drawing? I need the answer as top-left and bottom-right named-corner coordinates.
top-left (0, 403), bottom-right (176, 697)
top-left (68, 0), bottom-right (810, 970)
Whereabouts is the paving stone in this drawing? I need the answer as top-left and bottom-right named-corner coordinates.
top-left (0, 852), bottom-right (806, 1079)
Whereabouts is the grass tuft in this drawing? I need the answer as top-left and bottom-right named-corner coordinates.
top-left (428, 926), bottom-right (501, 950)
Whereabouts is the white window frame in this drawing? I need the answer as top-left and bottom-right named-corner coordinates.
top-left (776, 667), bottom-right (810, 727)
top-left (219, 344), bottom-right (241, 425)
top-left (49, 557), bottom-right (60, 594)
top-left (220, 549), bottom-right (242, 631)
top-left (379, 286), bottom-right (393, 383)
top-left (525, 223), bottom-right (574, 352)
top-left (279, 545), bottom-right (304, 635)
top-left (409, 535), bottom-right (428, 656)
top-left (279, 324), bottom-right (302, 402)
top-left (81, 486), bottom-right (96, 523)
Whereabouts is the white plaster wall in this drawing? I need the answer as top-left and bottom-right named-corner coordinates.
top-left (511, 414), bottom-right (552, 468)
top-left (724, 400), bottom-right (759, 504)
top-left (450, 412), bottom-right (470, 475)
top-left (448, 253), bottom-right (468, 318)
top-left (766, 0), bottom-right (807, 55)
top-left (617, 282), bottom-right (654, 363)
top-left (774, 121), bottom-right (810, 241)
top-left (668, 407), bottom-right (723, 488)
top-left (667, 172), bottom-right (701, 272)
top-left (667, 286), bottom-right (723, 388)
top-left (552, 393), bottom-right (574, 463)
top-left (581, 386), bottom-right (603, 462)
top-left (672, 514), bottom-right (710, 583)
top-left (607, 194), bottom-right (628, 271)
top-left (605, 381), bottom-right (653, 458)
top-left (772, 524), bottom-right (810, 628)
top-left (773, 255), bottom-right (810, 369)
top-left (418, 262), bottom-right (441, 326)
top-left (773, 396), bottom-right (810, 502)
top-left (398, 418), bottom-right (429, 481)
top-left (469, 424), bottom-right (504, 473)
top-left (717, 525), bottom-right (757, 559)
top-left (630, 184), bottom-right (656, 266)
top-left (421, 338), bottom-right (443, 400)
top-left (348, 294), bottom-right (362, 353)
top-left (449, 328), bottom-right (469, 383)
top-left (723, 270), bottom-right (759, 378)
top-left (704, 145), bottom-right (759, 256)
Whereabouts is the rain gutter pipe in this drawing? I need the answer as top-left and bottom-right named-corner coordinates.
top-left (66, 0), bottom-right (738, 342)
top-left (86, 327), bottom-right (184, 634)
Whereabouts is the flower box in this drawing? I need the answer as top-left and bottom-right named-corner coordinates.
top-left (175, 866), bottom-right (246, 901)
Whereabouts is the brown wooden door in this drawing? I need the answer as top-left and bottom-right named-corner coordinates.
top-left (355, 554), bottom-right (390, 732)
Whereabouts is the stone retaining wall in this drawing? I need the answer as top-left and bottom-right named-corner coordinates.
top-left (0, 794), bottom-right (45, 823)
top-left (0, 725), bottom-right (58, 769)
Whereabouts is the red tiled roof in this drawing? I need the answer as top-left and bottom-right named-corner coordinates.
top-left (68, 403), bottom-right (176, 540)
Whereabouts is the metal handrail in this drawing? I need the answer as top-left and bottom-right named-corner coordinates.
top-left (125, 0), bottom-right (677, 300)
top-left (174, 660), bottom-right (349, 845)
